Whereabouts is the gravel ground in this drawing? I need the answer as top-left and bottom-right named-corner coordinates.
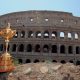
top-left (8, 62), bottom-right (80, 80)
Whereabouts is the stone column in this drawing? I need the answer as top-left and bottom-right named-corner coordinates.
top-left (64, 32), bottom-right (68, 40)
top-left (25, 30), bottom-right (28, 38)
top-left (58, 44), bottom-right (60, 55)
top-left (57, 31), bottom-right (60, 40)
top-left (18, 30), bottom-right (21, 38)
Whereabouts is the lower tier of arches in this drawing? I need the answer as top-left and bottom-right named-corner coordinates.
top-left (13, 56), bottom-right (80, 65)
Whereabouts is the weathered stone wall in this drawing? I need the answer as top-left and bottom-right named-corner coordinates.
top-left (0, 11), bottom-right (80, 65)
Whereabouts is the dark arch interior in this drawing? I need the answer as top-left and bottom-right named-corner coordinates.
top-left (35, 44), bottom-right (40, 52)
top-left (43, 45), bottom-right (49, 53)
top-left (60, 45), bottom-right (65, 53)
top-left (12, 44), bottom-right (16, 52)
top-left (76, 61), bottom-right (80, 65)
top-left (18, 44), bottom-right (24, 52)
top-left (18, 59), bottom-right (23, 64)
top-left (68, 46), bottom-right (73, 54)
top-left (0, 44), bottom-right (3, 51)
top-left (69, 60), bottom-right (73, 63)
top-left (27, 44), bottom-right (32, 52)
top-left (76, 46), bottom-right (79, 54)
top-left (34, 59), bottom-right (39, 63)
top-left (52, 60), bottom-right (57, 63)
top-left (52, 45), bottom-right (57, 53)
top-left (26, 59), bottom-right (31, 63)
top-left (61, 60), bottom-right (66, 64)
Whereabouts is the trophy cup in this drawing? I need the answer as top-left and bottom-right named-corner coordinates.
top-left (0, 23), bottom-right (16, 72)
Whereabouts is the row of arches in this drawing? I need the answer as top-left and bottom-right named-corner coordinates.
top-left (18, 59), bottom-right (80, 65)
top-left (0, 44), bottom-right (80, 54)
top-left (14, 31), bottom-right (79, 40)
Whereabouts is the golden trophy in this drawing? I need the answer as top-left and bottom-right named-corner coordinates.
top-left (0, 23), bottom-right (16, 72)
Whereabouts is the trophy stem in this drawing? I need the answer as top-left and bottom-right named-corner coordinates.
top-left (5, 40), bottom-right (9, 53)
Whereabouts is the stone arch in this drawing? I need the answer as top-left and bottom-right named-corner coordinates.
top-left (52, 45), bottom-right (57, 53)
top-left (52, 60), bottom-right (57, 63)
top-left (12, 44), bottom-right (16, 52)
top-left (18, 59), bottom-right (23, 64)
top-left (51, 31), bottom-right (57, 38)
top-left (36, 31), bottom-right (41, 38)
top-left (14, 31), bottom-right (18, 38)
top-left (18, 44), bottom-right (24, 52)
top-left (0, 44), bottom-right (3, 51)
top-left (27, 44), bottom-right (32, 52)
top-left (69, 60), bottom-right (73, 63)
top-left (34, 59), bottom-right (40, 63)
top-left (68, 46), bottom-right (73, 54)
top-left (28, 31), bottom-right (33, 38)
top-left (61, 60), bottom-right (66, 64)
top-left (35, 44), bottom-right (40, 52)
top-left (76, 46), bottom-right (80, 54)
top-left (74, 33), bottom-right (78, 39)
top-left (60, 45), bottom-right (65, 53)
top-left (60, 32), bottom-right (65, 38)
top-left (43, 44), bottom-right (49, 53)
top-left (26, 59), bottom-right (31, 63)
top-left (76, 60), bottom-right (80, 65)
top-left (21, 31), bottom-right (25, 38)
top-left (68, 32), bottom-right (72, 39)
top-left (43, 31), bottom-right (49, 38)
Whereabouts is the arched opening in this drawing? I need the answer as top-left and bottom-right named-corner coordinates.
top-left (52, 60), bottom-right (57, 63)
top-left (18, 59), bottom-right (23, 64)
top-left (36, 31), bottom-right (41, 38)
top-left (69, 60), bottom-right (73, 63)
top-left (12, 44), bottom-right (16, 52)
top-left (34, 59), bottom-right (39, 63)
top-left (35, 44), bottom-right (40, 52)
top-left (61, 60), bottom-right (66, 64)
top-left (51, 31), bottom-right (57, 38)
top-left (74, 33), bottom-right (78, 39)
top-left (21, 31), bottom-right (25, 38)
top-left (18, 44), bottom-right (24, 52)
top-left (76, 46), bottom-right (80, 54)
top-left (68, 32), bottom-right (72, 39)
top-left (14, 31), bottom-right (18, 38)
top-left (26, 59), bottom-right (31, 63)
top-left (76, 61), bottom-right (80, 65)
top-left (60, 45), bottom-right (65, 53)
top-left (43, 45), bottom-right (49, 53)
top-left (0, 44), bottom-right (3, 51)
top-left (52, 45), bottom-right (57, 53)
top-left (28, 31), bottom-right (33, 38)
top-left (60, 32), bottom-right (65, 38)
top-left (43, 31), bottom-right (49, 38)
top-left (68, 46), bottom-right (73, 54)
top-left (27, 44), bottom-right (32, 52)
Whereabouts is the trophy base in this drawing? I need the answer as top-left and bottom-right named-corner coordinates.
top-left (0, 52), bottom-right (15, 72)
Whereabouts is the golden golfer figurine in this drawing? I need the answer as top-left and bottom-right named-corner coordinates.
top-left (0, 23), bottom-right (16, 72)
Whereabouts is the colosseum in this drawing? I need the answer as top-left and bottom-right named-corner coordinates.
top-left (0, 10), bottom-right (80, 65)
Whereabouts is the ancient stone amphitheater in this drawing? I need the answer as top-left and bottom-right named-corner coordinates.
top-left (0, 10), bottom-right (80, 65)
